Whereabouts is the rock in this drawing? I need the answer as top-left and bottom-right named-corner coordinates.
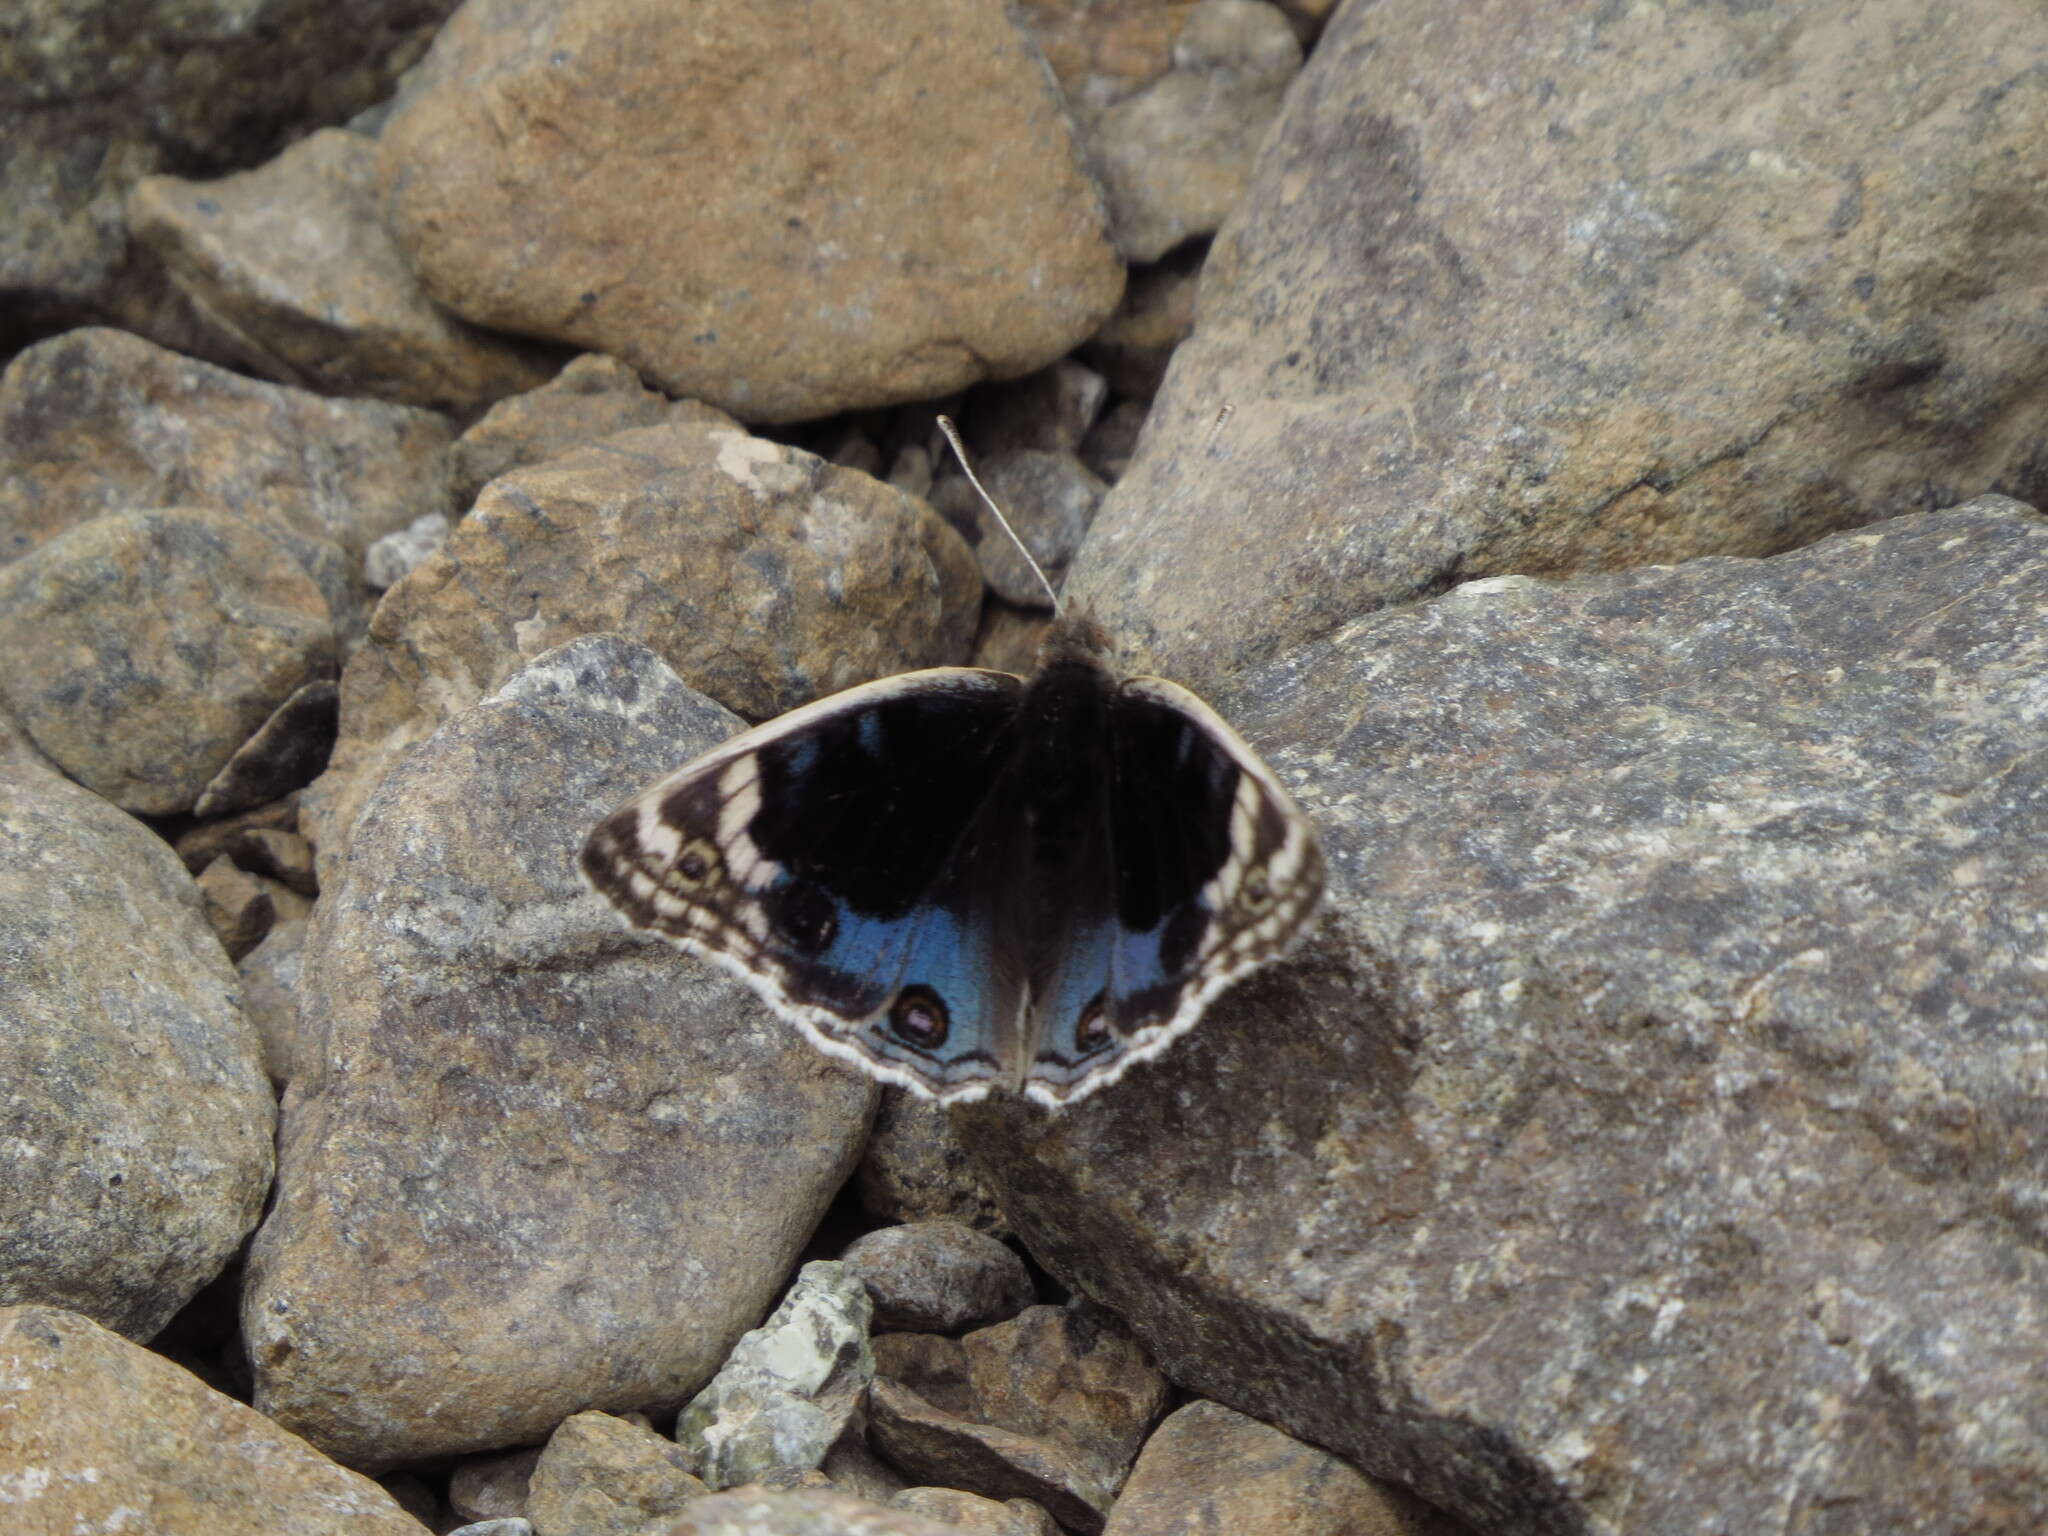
top-left (244, 636), bottom-right (875, 1468)
top-left (967, 501), bottom-right (2048, 1532)
top-left (366, 512), bottom-right (453, 591)
top-left (841, 1223), bottom-right (1035, 1334)
top-left (527, 1411), bottom-right (708, 1536)
top-left (962, 1305), bottom-right (1169, 1484)
top-left (0, 728), bottom-right (274, 1339)
top-left (128, 128), bottom-right (557, 415)
top-left (1013, 0), bottom-right (1191, 110)
top-left (377, 0), bottom-right (1122, 422)
top-left (214, 826), bottom-right (320, 897)
top-left (301, 421), bottom-right (979, 882)
top-left (1082, 0), bottom-right (1303, 262)
top-left (197, 854), bottom-right (279, 962)
top-left (1081, 250), bottom-right (1201, 400)
top-left (239, 916), bottom-right (310, 1087)
top-left (675, 1261), bottom-right (875, 1489)
top-left (0, 507), bottom-right (337, 814)
top-left (0, 329), bottom-right (451, 588)
top-left (1105, 1401), bottom-right (1467, 1536)
top-left (890, 1488), bottom-right (1059, 1536)
top-left (639, 1485), bottom-right (964, 1536)
top-left (932, 449), bottom-right (1106, 607)
top-left (1078, 400), bottom-right (1150, 486)
top-left (1074, 0), bottom-right (2048, 694)
top-left (0, 0), bottom-right (457, 335)
top-left (968, 361), bottom-right (1111, 456)
top-left (449, 1523), bottom-right (534, 1536)
top-left (866, 1378), bottom-right (1114, 1534)
top-left (191, 679), bottom-right (340, 820)
top-left (871, 1334), bottom-right (980, 1420)
top-left (449, 354), bottom-right (740, 510)
top-left (819, 1437), bottom-right (908, 1504)
top-left (0, 1306), bottom-right (430, 1536)
top-left (855, 1089), bottom-right (1010, 1235)
top-left (174, 793), bottom-right (303, 873)
top-left (451, 1447), bottom-right (544, 1524)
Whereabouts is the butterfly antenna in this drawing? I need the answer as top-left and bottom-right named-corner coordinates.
top-left (935, 414), bottom-right (1060, 613)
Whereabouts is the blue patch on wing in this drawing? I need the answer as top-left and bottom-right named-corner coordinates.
top-left (798, 896), bottom-right (1004, 1065)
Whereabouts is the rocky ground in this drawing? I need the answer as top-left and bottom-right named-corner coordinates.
top-left (4, 0), bottom-right (2047, 1533)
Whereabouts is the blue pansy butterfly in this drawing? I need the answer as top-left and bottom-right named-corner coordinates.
top-left (579, 425), bottom-right (1322, 1106)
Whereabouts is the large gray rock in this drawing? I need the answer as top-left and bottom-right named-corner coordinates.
top-left (0, 724), bottom-right (275, 1339)
top-left (966, 501), bottom-right (2048, 1533)
top-left (0, 1306), bottom-right (430, 1536)
top-left (377, 0), bottom-right (1122, 422)
top-left (244, 635), bottom-right (875, 1468)
top-left (1074, 0), bottom-right (2048, 696)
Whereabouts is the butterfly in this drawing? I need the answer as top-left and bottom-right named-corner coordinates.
top-left (578, 605), bottom-right (1324, 1107)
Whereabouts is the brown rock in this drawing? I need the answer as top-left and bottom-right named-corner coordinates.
top-left (527, 1411), bottom-right (708, 1536)
top-left (129, 129), bottom-right (556, 415)
top-left (191, 678), bottom-right (339, 820)
top-left (0, 328), bottom-right (450, 580)
top-left (857, 1085), bottom-right (1010, 1239)
top-left (198, 854), bottom-right (278, 962)
top-left (0, 722), bottom-right (274, 1339)
top-left (1073, 0), bottom-right (2048, 695)
top-left (451, 1447), bottom-right (544, 1524)
top-left (1082, 250), bottom-right (1201, 400)
top-left (0, 1307), bottom-right (429, 1536)
top-left (0, 0), bottom-right (457, 335)
top-left (246, 636), bottom-right (875, 1468)
top-left (969, 502), bottom-right (2048, 1532)
top-left (1105, 1401), bottom-right (1468, 1536)
top-left (1014, 0), bottom-right (1195, 107)
top-left (450, 353), bottom-right (739, 509)
top-left (219, 825), bottom-right (321, 896)
top-left (301, 421), bottom-right (979, 879)
top-left (175, 792), bottom-right (302, 874)
top-left (641, 1485), bottom-right (963, 1536)
top-left (866, 1378), bottom-right (1114, 1534)
top-left (891, 1487), bottom-right (1059, 1536)
top-left (842, 1222), bottom-right (1035, 1334)
top-left (871, 1333), bottom-right (980, 1421)
top-left (962, 1305), bottom-right (1169, 1483)
top-left (1082, 0), bottom-right (1302, 262)
top-left (238, 915), bottom-right (310, 1087)
top-left (378, 0), bottom-right (1123, 422)
top-left (0, 507), bottom-right (337, 814)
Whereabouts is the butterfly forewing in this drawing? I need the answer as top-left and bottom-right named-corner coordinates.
top-left (579, 666), bottom-right (1030, 1099)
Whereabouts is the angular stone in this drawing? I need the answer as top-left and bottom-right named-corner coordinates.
top-left (0, 728), bottom-right (274, 1339)
top-left (1082, 0), bottom-right (1303, 262)
top-left (302, 421), bottom-right (978, 880)
top-left (962, 1305), bottom-right (1169, 1483)
top-left (528, 1410), bottom-right (708, 1536)
top-left (365, 512), bottom-right (453, 591)
top-left (871, 1333), bottom-right (980, 1422)
top-left (891, 1487), bottom-right (1059, 1536)
top-left (676, 1261), bottom-right (875, 1489)
top-left (0, 507), bottom-right (336, 814)
top-left (449, 354), bottom-right (738, 510)
top-left (217, 826), bottom-right (320, 897)
top-left (197, 854), bottom-right (278, 962)
top-left (842, 1223), bottom-right (1035, 1334)
top-left (378, 0), bottom-right (1122, 421)
top-left (448, 1523), bottom-right (533, 1536)
top-left (129, 128), bottom-right (556, 414)
top-left (239, 915), bottom-right (310, 1087)
top-left (0, 1306), bottom-right (429, 1536)
top-left (174, 792), bottom-right (303, 874)
top-left (245, 636), bottom-right (875, 1468)
top-left (451, 1447), bottom-right (544, 1524)
top-left (970, 501), bottom-right (2048, 1532)
top-left (866, 1378), bottom-right (1114, 1535)
top-left (1105, 1401), bottom-right (1469, 1536)
top-left (191, 679), bottom-right (340, 820)
top-left (1073, 0), bottom-right (2048, 697)
top-left (855, 1089), bottom-right (1009, 1236)
top-left (0, 328), bottom-right (450, 579)
top-left (640, 1485), bottom-right (964, 1536)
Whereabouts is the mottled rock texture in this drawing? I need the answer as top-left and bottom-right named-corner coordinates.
top-left (0, 726), bottom-right (274, 1339)
top-left (0, 1307), bottom-right (430, 1536)
top-left (129, 128), bottom-right (555, 414)
top-left (842, 1222), bottom-right (1035, 1334)
top-left (968, 501), bottom-right (2048, 1533)
top-left (1075, 0), bottom-right (2048, 697)
top-left (246, 636), bottom-right (874, 1467)
top-left (378, 0), bottom-right (1122, 421)
top-left (302, 421), bottom-right (979, 881)
top-left (527, 1411), bottom-right (708, 1536)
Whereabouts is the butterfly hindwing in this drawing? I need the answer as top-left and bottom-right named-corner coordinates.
top-left (579, 667), bottom-right (1029, 1099)
top-left (1020, 674), bottom-right (1325, 1106)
